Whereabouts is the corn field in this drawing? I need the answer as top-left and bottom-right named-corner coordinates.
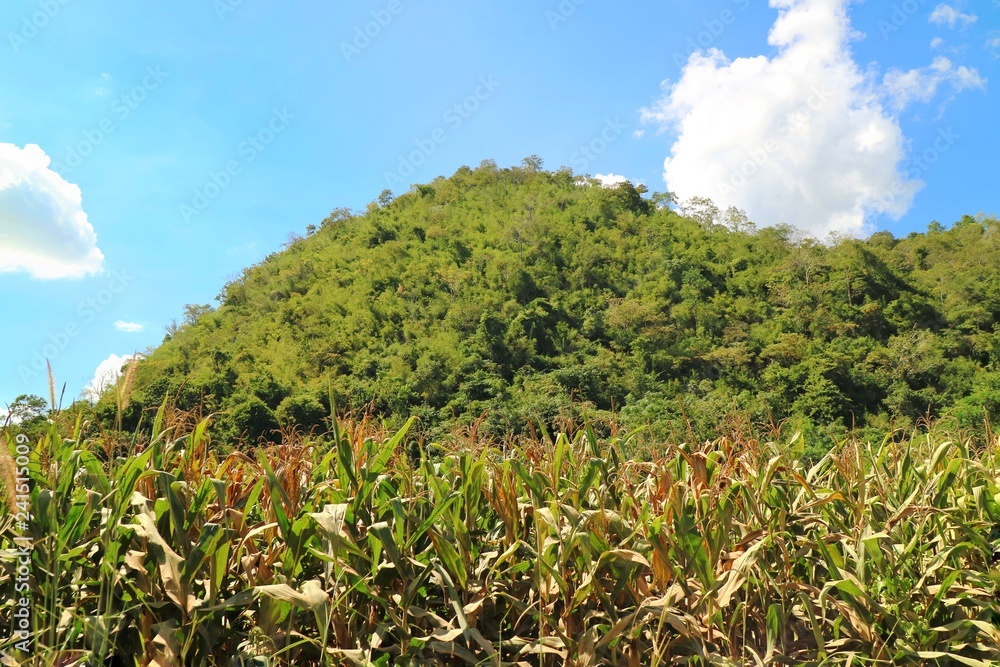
top-left (2, 407), bottom-right (1000, 666)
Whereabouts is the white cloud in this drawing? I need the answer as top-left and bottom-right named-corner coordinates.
top-left (593, 173), bottom-right (630, 187)
top-left (929, 4), bottom-right (977, 27)
top-left (883, 56), bottom-right (986, 110)
top-left (632, 129), bottom-right (646, 139)
top-left (114, 321), bottom-right (144, 333)
top-left (574, 173), bottom-right (634, 188)
top-left (83, 353), bottom-right (141, 402)
top-left (0, 143), bottom-right (104, 279)
top-left (0, 407), bottom-right (25, 425)
top-left (641, 0), bottom-right (984, 238)
top-left (931, 37), bottom-right (944, 48)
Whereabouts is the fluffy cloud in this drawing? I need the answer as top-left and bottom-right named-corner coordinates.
top-left (83, 353), bottom-right (140, 402)
top-left (575, 173), bottom-right (635, 189)
top-left (593, 173), bottom-right (630, 187)
top-left (0, 143), bottom-right (104, 279)
top-left (929, 4), bottom-right (977, 27)
top-left (114, 321), bottom-right (144, 333)
top-left (641, 0), bottom-right (985, 238)
top-left (883, 57), bottom-right (986, 110)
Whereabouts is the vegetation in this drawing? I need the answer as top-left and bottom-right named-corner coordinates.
top-left (3, 406), bottom-right (1000, 665)
top-left (99, 162), bottom-right (1000, 450)
top-left (7, 161), bottom-right (1000, 664)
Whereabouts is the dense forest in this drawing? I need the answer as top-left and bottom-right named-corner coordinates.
top-left (98, 160), bottom-right (1000, 449)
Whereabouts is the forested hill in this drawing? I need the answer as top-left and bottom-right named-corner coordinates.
top-left (107, 161), bottom-right (1000, 445)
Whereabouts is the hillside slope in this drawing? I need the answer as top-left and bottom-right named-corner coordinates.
top-left (108, 162), bottom-right (1000, 444)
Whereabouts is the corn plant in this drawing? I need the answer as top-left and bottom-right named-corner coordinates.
top-left (1, 413), bottom-right (999, 665)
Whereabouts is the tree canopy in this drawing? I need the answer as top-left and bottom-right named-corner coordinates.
top-left (101, 162), bottom-right (1000, 448)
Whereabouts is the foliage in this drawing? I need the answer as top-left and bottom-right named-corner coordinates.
top-left (4, 395), bottom-right (49, 442)
top-left (3, 414), bottom-right (1000, 665)
top-left (5, 395), bottom-right (47, 424)
top-left (105, 163), bottom-right (1000, 444)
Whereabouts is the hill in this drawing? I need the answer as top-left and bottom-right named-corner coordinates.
top-left (105, 161), bottom-right (1000, 447)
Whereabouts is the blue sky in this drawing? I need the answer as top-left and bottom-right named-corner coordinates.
top-left (0, 0), bottom-right (997, 408)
